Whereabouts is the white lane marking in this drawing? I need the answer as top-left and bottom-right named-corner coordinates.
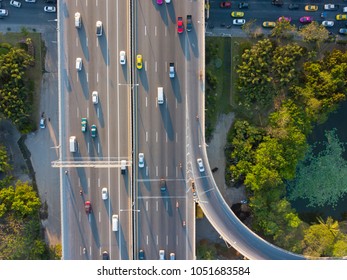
top-left (88, 177), bottom-right (90, 189)
top-left (145, 61), bottom-right (147, 72)
top-left (79, 211), bottom-right (81, 222)
top-left (166, 201), bottom-right (168, 211)
top-left (87, 107), bottom-right (89, 118)
top-left (98, 178), bottom-right (100, 188)
top-left (146, 131), bottom-right (148, 142)
top-left (176, 235), bottom-right (178, 246)
top-left (97, 73), bottom-right (99, 83)
top-left (87, 142), bottom-right (90, 153)
top-left (89, 246), bottom-right (92, 256)
top-left (99, 211), bottom-right (101, 223)
top-left (76, 37), bottom-right (78, 47)
top-left (146, 201), bottom-right (148, 211)
top-left (86, 72), bottom-right (88, 83)
top-left (98, 143), bottom-right (100, 154)
top-left (75, 0), bottom-right (77, 7)
top-left (145, 26), bottom-right (147, 36)
top-left (166, 133), bottom-right (168, 143)
top-left (156, 132), bottom-right (158, 143)
top-left (165, 26), bottom-right (167, 36)
top-left (155, 61), bottom-right (157, 72)
top-left (97, 107), bottom-right (100, 118)
top-left (96, 38), bottom-right (99, 47)
top-left (156, 166), bottom-right (158, 177)
top-left (146, 96), bottom-right (148, 107)
top-left (156, 201), bottom-right (158, 212)
top-left (96, 0), bottom-right (98, 7)
top-left (86, 37), bottom-right (88, 47)
top-left (155, 26), bottom-right (157, 36)
top-left (156, 235), bottom-right (158, 245)
top-left (176, 99), bottom-right (178, 109)
top-left (86, 0), bottom-right (88, 7)
top-left (146, 235), bottom-right (149, 245)
top-left (166, 166), bottom-right (168, 177)
top-left (166, 235), bottom-right (168, 245)
top-left (176, 132), bottom-right (178, 143)
top-left (77, 73), bottom-right (79, 83)
top-left (77, 107), bottom-right (79, 118)
top-left (146, 166), bottom-right (148, 177)
top-left (165, 61), bottom-right (167, 72)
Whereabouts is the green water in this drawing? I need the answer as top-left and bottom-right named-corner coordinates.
top-left (290, 100), bottom-right (347, 223)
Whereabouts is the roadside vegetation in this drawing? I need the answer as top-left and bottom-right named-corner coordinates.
top-left (0, 31), bottom-right (60, 259)
top-left (205, 24), bottom-right (347, 258)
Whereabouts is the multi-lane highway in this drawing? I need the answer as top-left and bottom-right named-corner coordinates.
top-left (59, 0), bottom-right (132, 260)
top-left (134, 0), bottom-right (202, 260)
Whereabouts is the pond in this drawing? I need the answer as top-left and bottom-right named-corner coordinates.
top-left (290, 99), bottom-right (347, 223)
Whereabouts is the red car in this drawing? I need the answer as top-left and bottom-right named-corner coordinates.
top-left (84, 201), bottom-right (92, 214)
top-left (220, 1), bottom-right (231, 8)
top-left (300, 16), bottom-right (313, 24)
top-left (177, 17), bottom-right (184, 33)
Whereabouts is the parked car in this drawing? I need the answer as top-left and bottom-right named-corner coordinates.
top-left (139, 250), bottom-right (145, 260)
top-left (278, 16), bottom-right (292, 23)
top-left (177, 16), bottom-right (184, 33)
top-left (102, 251), bottom-right (109, 260)
top-left (272, 0), bottom-right (283, 7)
top-left (322, 20), bottom-right (334, 27)
top-left (339, 28), bottom-right (347, 34)
top-left (300, 16), bottom-right (313, 24)
top-left (288, 4), bottom-right (299, 10)
top-left (0, 9), bottom-right (8, 17)
top-left (160, 178), bottom-right (166, 192)
top-left (10, 1), bottom-right (21, 8)
top-left (44, 6), bottom-right (56, 13)
top-left (336, 14), bottom-right (347, 20)
top-left (239, 3), bottom-right (248, 9)
top-left (344, 7), bottom-right (347, 13)
top-left (305, 5), bottom-right (318, 12)
top-left (324, 4), bottom-right (339, 11)
top-left (220, 1), bottom-right (231, 8)
top-left (40, 118), bottom-right (46, 129)
top-left (263, 21), bottom-right (276, 28)
top-left (231, 11), bottom-right (244, 18)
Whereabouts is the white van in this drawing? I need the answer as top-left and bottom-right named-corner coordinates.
top-left (69, 136), bottom-right (77, 153)
top-left (76, 57), bottom-right (82, 71)
top-left (112, 214), bottom-right (119, 231)
top-left (75, 12), bottom-right (81, 28)
top-left (157, 87), bottom-right (164, 104)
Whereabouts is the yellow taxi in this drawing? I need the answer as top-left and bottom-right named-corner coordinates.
top-left (136, 54), bottom-right (143, 69)
top-left (336, 14), bottom-right (347, 20)
top-left (262, 21), bottom-right (276, 28)
top-left (231, 11), bottom-right (244, 18)
top-left (305, 5), bottom-right (318, 11)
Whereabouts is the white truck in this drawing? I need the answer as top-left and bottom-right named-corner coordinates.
top-left (169, 63), bottom-right (175, 78)
top-left (69, 136), bottom-right (77, 153)
top-left (121, 160), bottom-right (126, 175)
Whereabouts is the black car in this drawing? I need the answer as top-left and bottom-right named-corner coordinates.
top-left (239, 2), bottom-right (248, 9)
top-left (288, 4), bottom-right (299, 10)
top-left (102, 251), bottom-right (109, 260)
top-left (272, 0), bottom-right (283, 7)
top-left (186, 15), bottom-right (192, 31)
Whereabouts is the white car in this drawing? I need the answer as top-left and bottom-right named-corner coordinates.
top-left (159, 250), bottom-right (165, 260)
top-left (40, 118), bottom-right (46, 129)
top-left (197, 158), bottom-right (205, 173)
top-left (75, 12), bottom-right (81, 28)
top-left (76, 57), bottom-right (82, 71)
top-left (233, 19), bottom-right (246, 25)
top-left (92, 91), bottom-right (98, 104)
top-left (344, 7), bottom-right (347, 13)
top-left (138, 153), bottom-right (144, 168)
top-left (10, 1), bottom-right (22, 8)
top-left (169, 253), bottom-right (175, 260)
top-left (101, 188), bottom-right (108, 200)
top-left (120, 51), bottom-right (126, 65)
top-left (322, 20), bottom-right (334, 27)
top-left (165, 0), bottom-right (171, 3)
top-left (96, 21), bottom-right (103, 36)
top-left (0, 9), bottom-right (9, 17)
top-left (44, 6), bottom-right (56, 13)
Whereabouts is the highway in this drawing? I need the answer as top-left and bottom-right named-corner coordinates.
top-left (59, 0), bottom-right (132, 260)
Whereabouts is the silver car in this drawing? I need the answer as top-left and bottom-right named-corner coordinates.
top-left (322, 20), bottom-right (334, 27)
top-left (197, 158), bottom-right (205, 173)
top-left (233, 19), bottom-right (246, 25)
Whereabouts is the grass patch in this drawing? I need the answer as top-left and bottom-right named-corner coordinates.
top-left (0, 31), bottom-right (44, 131)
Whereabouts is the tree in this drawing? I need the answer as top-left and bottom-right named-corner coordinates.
top-left (0, 145), bottom-right (11, 173)
top-left (271, 18), bottom-right (297, 39)
top-left (299, 21), bottom-right (329, 46)
top-left (303, 223), bottom-right (335, 257)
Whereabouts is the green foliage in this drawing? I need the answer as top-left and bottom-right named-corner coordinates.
top-left (0, 47), bottom-right (34, 132)
top-left (270, 19), bottom-right (297, 39)
top-left (288, 129), bottom-right (347, 208)
top-left (0, 144), bottom-right (12, 173)
top-left (197, 241), bottom-right (218, 260)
